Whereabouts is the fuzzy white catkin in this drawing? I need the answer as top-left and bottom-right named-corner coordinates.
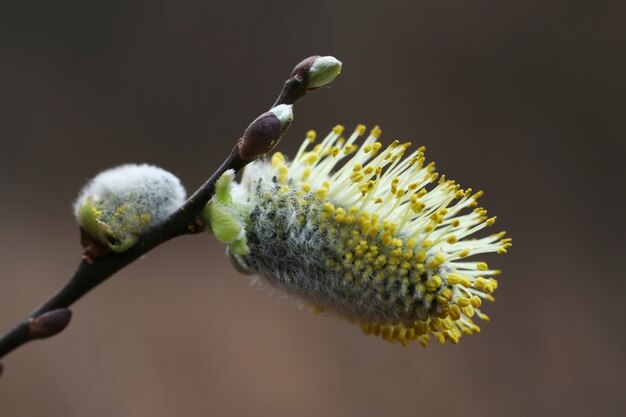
top-left (74, 164), bottom-right (186, 248)
top-left (215, 124), bottom-right (511, 347)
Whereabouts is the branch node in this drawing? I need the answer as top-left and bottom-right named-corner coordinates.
top-left (80, 228), bottom-right (111, 264)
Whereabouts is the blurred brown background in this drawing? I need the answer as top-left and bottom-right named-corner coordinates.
top-left (0, 1), bottom-right (624, 416)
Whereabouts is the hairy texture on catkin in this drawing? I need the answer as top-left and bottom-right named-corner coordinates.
top-left (224, 124), bottom-right (509, 346)
top-left (74, 164), bottom-right (186, 250)
top-left (243, 179), bottom-right (438, 325)
top-left (74, 164), bottom-right (186, 223)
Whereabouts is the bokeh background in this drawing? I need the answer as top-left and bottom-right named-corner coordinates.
top-left (1, 1), bottom-right (624, 416)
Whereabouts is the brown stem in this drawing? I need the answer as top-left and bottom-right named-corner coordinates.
top-left (272, 77), bottom-right (306, 107)
top-left (0, 147), bottom-right (244, 360)
top-left (0, 55), bottom-right (337, 371)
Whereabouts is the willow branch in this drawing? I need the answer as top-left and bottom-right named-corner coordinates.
top-left (0, 55), bottom-right (327, 368)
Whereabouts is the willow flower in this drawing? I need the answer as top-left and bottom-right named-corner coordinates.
top-left (75, 164), bottom-right (186, 253)
top-left (208, 125), bottom-right (511, 347)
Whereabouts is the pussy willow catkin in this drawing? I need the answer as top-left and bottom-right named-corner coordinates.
top-left (75, 164), bottom-right (186, 252)
top-left (208, 125), bottom-right (511, 347)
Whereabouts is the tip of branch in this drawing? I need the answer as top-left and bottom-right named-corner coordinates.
top-left (29, 309), bottom-right (73, 340)
top-left (291, 55), bottom-right (342, 90)
top-left (273, 55), bottom-right (343, 107)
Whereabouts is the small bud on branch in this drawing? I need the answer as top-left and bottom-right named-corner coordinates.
top-left (237, 104), bottom-right (293, 161)
top-left (28, 309), bottom-right (73, 339)
top-left (292, 55), bottom-right (342, 90)
top-left (272, 55), bottom-right (342, 107)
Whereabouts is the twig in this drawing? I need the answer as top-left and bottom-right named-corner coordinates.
top-left (0, 55), bottom-right (331, 369)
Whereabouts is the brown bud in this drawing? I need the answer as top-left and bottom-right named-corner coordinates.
top-left (237, 104), bottom-right (293, 161)
top-left (29, 309), bottom-right (73, 340)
